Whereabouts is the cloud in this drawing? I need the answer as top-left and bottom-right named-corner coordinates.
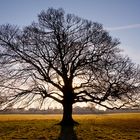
top-left (106, 24), bottom-right (140, 31)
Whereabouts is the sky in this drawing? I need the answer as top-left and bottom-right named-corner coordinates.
top-left (0, 0), bottom-right (140, 64)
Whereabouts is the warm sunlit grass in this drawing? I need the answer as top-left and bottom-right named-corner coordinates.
top-left (0, 113), bottom-right (140, 140)
top-left (0, 114), bottom-right (62, 121)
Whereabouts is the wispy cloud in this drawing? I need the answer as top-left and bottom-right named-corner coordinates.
top-left (106, 24), bottom-right (140, 31)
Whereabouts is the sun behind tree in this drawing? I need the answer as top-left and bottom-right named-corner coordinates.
top-left (0, 8), bottom-right (140, 126)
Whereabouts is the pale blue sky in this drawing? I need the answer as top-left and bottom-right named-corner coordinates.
top-left (0, 0), bottom-right (140, 63)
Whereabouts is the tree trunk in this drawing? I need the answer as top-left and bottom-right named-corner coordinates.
top-left (59, 82), bottom-right (79, 126)
top-left (60, 102), bottom-right (74, 125)
top-left (59, 93), bottom-right (78, 126)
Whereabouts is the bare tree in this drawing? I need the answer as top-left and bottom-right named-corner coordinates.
top-left (0, 8), bottom-right (140, 125)
top-left (88, 54), bottom-right (140, 109)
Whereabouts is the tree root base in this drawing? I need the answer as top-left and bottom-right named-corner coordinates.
top-left (57, 120), bottom-right (79, 126)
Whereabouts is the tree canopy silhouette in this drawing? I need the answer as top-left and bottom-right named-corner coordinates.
top-left (0, 8), bottom-right (140, 125)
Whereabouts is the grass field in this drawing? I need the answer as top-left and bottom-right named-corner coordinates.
top-left (0, 113), bottom-right (140, 140)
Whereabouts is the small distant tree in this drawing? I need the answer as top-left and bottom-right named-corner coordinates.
top-left (0, 8), bottom-right (140, 125)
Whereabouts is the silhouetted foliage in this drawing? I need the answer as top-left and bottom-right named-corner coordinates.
top-left (0, 8), bottom-right (140, 125)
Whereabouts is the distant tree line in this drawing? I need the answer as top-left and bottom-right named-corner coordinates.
top-left (0, 105), bottom-right (140, 114)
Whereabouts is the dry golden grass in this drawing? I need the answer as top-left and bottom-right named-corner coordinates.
top-left (0, 114), bottom-right (62, 121)
top-left (0, 113), bottom-right (140, 140)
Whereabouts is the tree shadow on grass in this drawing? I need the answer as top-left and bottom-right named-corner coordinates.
top-left (58, 125), bottom-right (78, 140)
